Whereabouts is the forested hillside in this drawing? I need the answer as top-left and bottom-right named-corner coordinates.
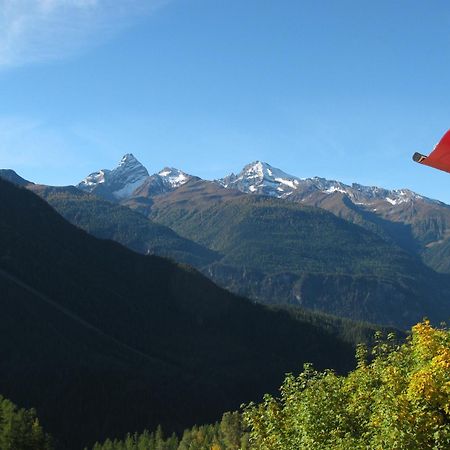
top-left (217, 160), bottom-right (450, 277)
top-left (0, 178), bottom-right (371, 448)
top-left (147, 179), bottom-right (450, 328)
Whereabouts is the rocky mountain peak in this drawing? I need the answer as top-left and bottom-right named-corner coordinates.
top-left (114, 153), bottom-right (148, 175)
top-left (118, 153), bottom-right (140, 167)
top-left (78, 154), bottom-right (149, 200)
top-left (217, 161), bottom-right (301, 197)
top-left (158, 167), bottom-right (192, 188)
top-left (217, 161), bottom-right (441, 207)
top-left (77, 156), bottom-right (194, 203)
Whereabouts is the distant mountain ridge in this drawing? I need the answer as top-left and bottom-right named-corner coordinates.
top-left (76, 155), bottom-right (450, 275)
top-left (216, 161), bottom-right (450, 274)
top-left (216, 160), bottom-right (442, 207)
top-left (3, 158), bottom-right (450, 327)
top-left (77, 154), bottom-right (446, 211)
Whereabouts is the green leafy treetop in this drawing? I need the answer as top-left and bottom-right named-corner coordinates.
top-left (0, 396), bottom-right (53, 450)
top-left (243, 320), bottom-right (450, 449)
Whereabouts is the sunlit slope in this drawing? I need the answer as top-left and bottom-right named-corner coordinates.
top-left (147, 180), bottom-right (450, 328)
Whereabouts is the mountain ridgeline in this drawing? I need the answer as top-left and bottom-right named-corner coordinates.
top-left (146, 179), bottom-right (450, 328)
top-left (0, 177), bottom-right (371, 449)
top-left (5, 154), bottom-right (449, 329)
top-left (216, 161), bottom-right (450, 273)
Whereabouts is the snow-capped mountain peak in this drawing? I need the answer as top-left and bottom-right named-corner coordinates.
top-left (78, 156), bottom-right (195, 202)
top-left (118, 153), bottom-right (140, 167)
top-left (79, 169), bottom-right (111, 188)
top-left (78, 153), bottom-right (149, 200)
top-left (157, 167), bottom-right (191, 188)
top-left (218, 161), bottom-right (301, 197)
top-left (115, 153), bottom-right (148, 177)
top-left (236, 161), bottom-right (299, 183)
top-left (217, 162), bottom-right (440, 207)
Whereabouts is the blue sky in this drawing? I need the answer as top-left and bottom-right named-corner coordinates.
top-left (1, 0), bottom-right (450, 201)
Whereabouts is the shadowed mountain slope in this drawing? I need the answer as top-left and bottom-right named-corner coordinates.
top-left (0, 169), bottom-right (32, 186)
top-left (0, 178), bottom-right (360, 449)
top-left (28, 184), bottom-right (218, 267)
top-left (7, 165), bottom-right (449, 329)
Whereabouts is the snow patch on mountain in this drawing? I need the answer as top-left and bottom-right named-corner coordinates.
top-left (113, 177), bottom-right (147, 200)
top-left (324, 186), bottom-right (347, 195)
top-left (79, 169), bottom-right (110, 188)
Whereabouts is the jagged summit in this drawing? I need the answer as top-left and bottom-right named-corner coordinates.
top-left (78, 155), bottom-right (192, 202)
top-left (158, 167), bottom-right (191, 188)
top-left (217, 161), bottom-right (440, 207)
top-left (223, 161), bottom-right (299, 183)
top-left (76, 155), bottom-right (443, 209)
top-left (118, 153), bottom-right (139, 166)
top-left (78, 153), bottom-right (149, 201)
top-left (218, 161), bottom-right (301, 197)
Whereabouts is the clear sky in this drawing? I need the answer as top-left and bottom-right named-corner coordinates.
top-left (1, 0), bottom-right (450, 202)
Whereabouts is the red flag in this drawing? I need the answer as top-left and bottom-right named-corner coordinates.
top-left (413, 130), bottom-right (450, 173)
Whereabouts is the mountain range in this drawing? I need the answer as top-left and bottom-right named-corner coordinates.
top-left (0, 176), bottom-right (372, 449)
top-left (77, 156), bottom-right (450, 275)
top-left (2, 156), bottom-right (450, 328)
top-left (78, 154), bottom-right (194, 202)
top-left (74, 155), bottom-right (450, 327)
top-left (216, 161), bottom-right (450, 273)
top-left (0, 156), bottom-right (448, 447)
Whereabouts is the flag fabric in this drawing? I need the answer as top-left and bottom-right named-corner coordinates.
top-left (413, 130), bottom-right (450, 173)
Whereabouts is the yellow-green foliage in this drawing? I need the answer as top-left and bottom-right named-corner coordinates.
top-left (243, 321), bottom-right (450, 449)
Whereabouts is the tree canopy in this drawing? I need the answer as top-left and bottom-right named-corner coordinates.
top-left (243, 320), bottom-right (450, 449)
top-left (0, 395), bottom-right (53, 450)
